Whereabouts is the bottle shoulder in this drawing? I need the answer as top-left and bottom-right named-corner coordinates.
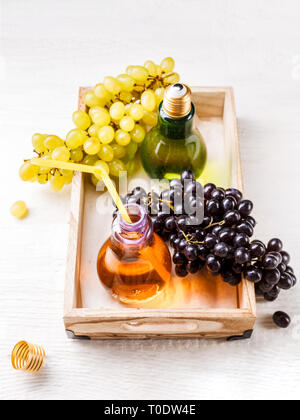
top-left (143, 124), bottom-right (205, 146)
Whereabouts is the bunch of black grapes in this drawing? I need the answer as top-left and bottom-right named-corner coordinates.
top-left (116, 170), bottom-right (296, 302)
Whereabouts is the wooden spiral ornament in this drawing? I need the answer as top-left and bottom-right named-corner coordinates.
top-left (11, 341), bottom-right (46, 373)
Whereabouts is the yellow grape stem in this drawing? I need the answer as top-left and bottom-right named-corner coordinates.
top-left (31, 158), bottom-right (132, 223)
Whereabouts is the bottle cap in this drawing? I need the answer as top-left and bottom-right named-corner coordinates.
top-left (162, 83), bottom-right (192, 118)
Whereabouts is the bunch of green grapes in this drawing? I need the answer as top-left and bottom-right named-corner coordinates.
top-left (19, 57), bottom-right (180, 191)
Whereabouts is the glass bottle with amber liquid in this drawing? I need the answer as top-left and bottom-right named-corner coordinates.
top-left (97, 204), bottom-right (172, 304)
top-left (141, 83), bottom-right (207, 180)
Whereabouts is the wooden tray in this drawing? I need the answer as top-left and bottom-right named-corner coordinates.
top-left (64, 87), bottom-right (256, 340)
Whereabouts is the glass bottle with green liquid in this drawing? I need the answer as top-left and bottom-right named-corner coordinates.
top-left (141, 83), bottom-right (207, 180)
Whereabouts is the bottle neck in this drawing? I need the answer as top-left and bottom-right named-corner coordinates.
top-left (112, 204), bottom-right (153, 249)
top-left (158, 102), bottom-right (195, 139)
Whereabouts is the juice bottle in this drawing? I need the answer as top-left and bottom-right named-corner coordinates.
top-left (97, 204), bottom-right (172, 304)
top-left (140, 83), bottom-right (207, 180)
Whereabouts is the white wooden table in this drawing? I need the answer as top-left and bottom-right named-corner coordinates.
top-left (1, 0), bottom-right (300, 400)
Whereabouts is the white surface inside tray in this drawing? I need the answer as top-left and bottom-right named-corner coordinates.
top-left (79, 117), bottom-right (239, 309)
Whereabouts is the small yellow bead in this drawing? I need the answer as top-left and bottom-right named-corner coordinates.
top-left (10, 201), bottom-right (28, 219)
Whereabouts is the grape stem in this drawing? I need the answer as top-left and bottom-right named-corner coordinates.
top-left (178, 218), bottom-right (226, 245)
top-left (204, 218), bottom-right (225, 230)
top-left (147, 195), bottom-right (175, 212)
top-left (180, 230), bottom-right (204, 246)
top-left (159, 199), bottom-right (174, 211)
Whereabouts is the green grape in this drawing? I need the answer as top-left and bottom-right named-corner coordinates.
top-left (144, 60), bottom-right (157, 77)
top-left (40, 151), bottom-right (51, 158)
top-left (109, 159), bottom-right (127, 177)
top-left (32, 133), bottom-right (46, 153)
top-left (66, 129), bottom-right (87, 149)
top-left (19, 162), bottom-right (39, 181)
top-left (131, 124), bottom-right (146, 143)
top-left (10, 201), bottom-right (28, 219)
top-left (38, 165), bottom-right (50, 175)
top-left (98, 126), bottom-right (115, 144)
top-left (88, 124), bottom-right (100, 137)
top-left (72, 110), bottom-right (91, 130)
top-left (156, 65), bottom-right (162, 76)
top-left (52, 146), bottom-right (70, 162)
top-left (103, 76), bottom-right (121, 95)
top-left (160, 57), bottom-right (175, 73)
top-left (83, 136), bottom-right (101, 155)
top-left (141, 90), bottom-right (156, 112)
top-left (94, 160), bottom-right (110, 180)
top-left (44, 135), bottom-right (64, 151)
top-left (124, 104), bottom-right (132, 115)
top-left (20, 57), bottom-right (180, 191)
top-left (38, 155), bottom-right (51, 174)
top-left (119, 91), bottom-right (132, 103)
top-left (37, 173), bottom-right (48, 184)
top-left (155, 87), bottom-right (165, 106)
top-left (98, 144), bottom-right (114, 162)
top-left (119, 116), bottom-right (135, 132)
top-left (84, 90), bottom-right (104, 107)
top-left (91, 174), bottom-right (107, 189)
top-left (126, 65), bottom-right (134, 75)
top-left (94, 83), bottom-right (111, 101)
top-left (163, 72), bottom-right (180, 85)
top-left (133, 85), bottom-right (145, 93)
top-left (142, 110), bottom-right (158, 126)
top-left (126, 142), bottom-right (138, 160)
top-left (111, 143), bottom-right (126, 159)
top-left (70, 148), bottom-right (84, 162)
top-left (115, 129), bottom-right (131, 146)
top-left (129, 104), bottom-right (144, 121)
top-left (126, 65), bottom-right (149, 82)
top-left (90, 174), bottom-right (100, 187)
top-left (82, 154), bottom-right (98, 166)
top-left (61, 169), bottom-right (73, 177)
top-left (126, 158), bottom-right (139, 176)
top-left (89, 107), bottom-right (111, 126)
top-left (109, 101), bottom-right (125, 120)
top-left (117, 74), bottom-right (135, 92)
top-left (50, 172), bottom-right (65, 192)
top-left (63, 173), bottom-right (73, 185)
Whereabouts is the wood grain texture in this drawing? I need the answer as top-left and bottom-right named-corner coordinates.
top-left (1, 0), bottom-right (300, 401)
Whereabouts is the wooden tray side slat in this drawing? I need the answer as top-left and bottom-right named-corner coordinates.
top-left (64, 89), bottom-right (87, 314)
top-left (191, 87), bottom-right (227, 118)
top-left (65, 314), bottom-right (255, 339)
top-left (223, 88), bottom-right (256, 316)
